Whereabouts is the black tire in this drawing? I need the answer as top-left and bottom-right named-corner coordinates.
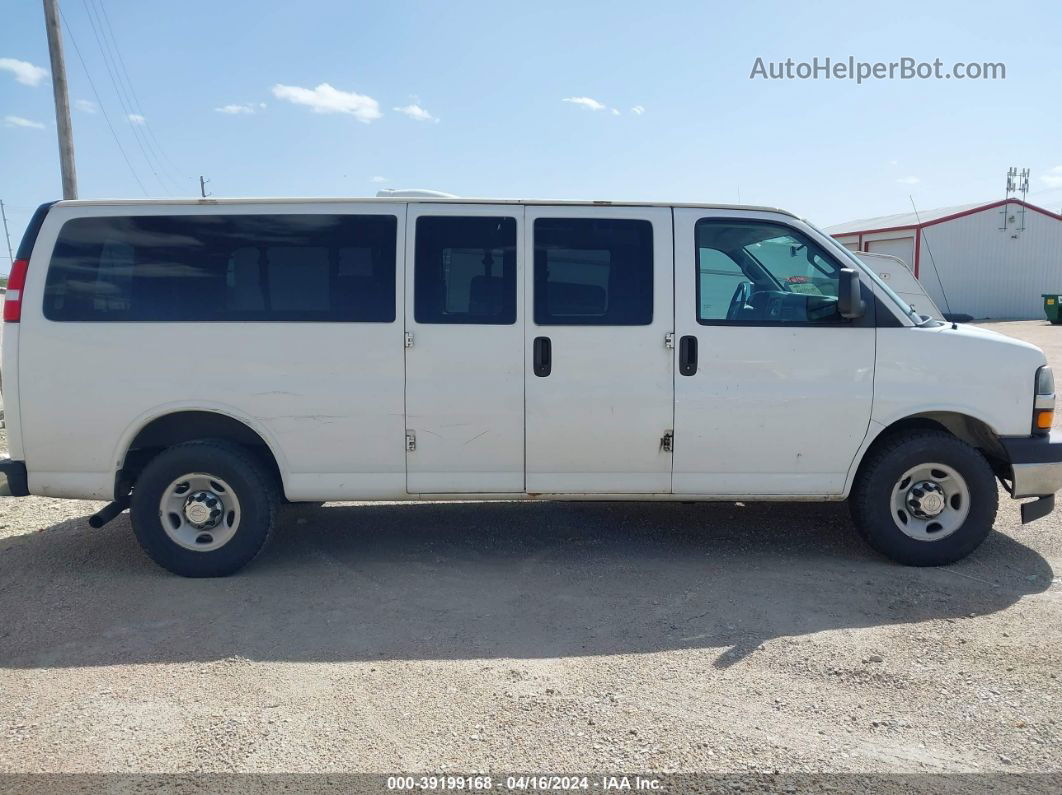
top-left (850, 430), bottom-right (998, 566)
top-left (130, 440), bottom-right (279, 577)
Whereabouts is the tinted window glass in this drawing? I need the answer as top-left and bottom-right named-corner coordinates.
top-left (695, 219), bottom-right (845, 325)
top-left (534, 218), bottom-right (653, 325)
top-left (44, 214), bottom-right (398, 322)
top-left (698, 247), bottom-right (747, 320)
top-left (414, 216), bottom-right (517, 325)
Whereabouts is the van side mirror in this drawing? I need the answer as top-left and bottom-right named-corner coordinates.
top-left (838, 268), bottom-right (865, 320)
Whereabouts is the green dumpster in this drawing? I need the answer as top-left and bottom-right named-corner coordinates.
top-left (1044, 294), bottom-right (1062, 324)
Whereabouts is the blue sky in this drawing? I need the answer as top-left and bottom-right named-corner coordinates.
top-left (1, 0), bottom-right (1060, 271)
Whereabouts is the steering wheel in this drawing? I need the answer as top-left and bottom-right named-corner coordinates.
top-left (726, 281), bottom-right (754, 321)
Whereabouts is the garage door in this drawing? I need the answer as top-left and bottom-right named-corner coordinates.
top-left (866, 236), bottom-right (915, 270)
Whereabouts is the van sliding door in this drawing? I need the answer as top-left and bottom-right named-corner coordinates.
top-left (523, 206), bottom-right (675, 494)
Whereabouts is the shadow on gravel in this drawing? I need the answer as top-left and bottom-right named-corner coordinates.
top-left (0, 500), bottom-right (1052, 669)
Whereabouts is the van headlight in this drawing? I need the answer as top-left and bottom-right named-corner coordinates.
top-left (1034, 366), bottom-right (1055, 434)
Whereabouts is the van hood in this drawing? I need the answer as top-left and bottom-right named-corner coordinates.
top-left (922, 322), bottom-right (1047, 365)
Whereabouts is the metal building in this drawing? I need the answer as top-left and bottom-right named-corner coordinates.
top-left (826, 199), bottom-right (1062, 319)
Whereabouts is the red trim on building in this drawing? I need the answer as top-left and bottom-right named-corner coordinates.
top-left (920, 199), bottom-right (1061, 228)
top-left (831, 199), bottom-right (1062, 238)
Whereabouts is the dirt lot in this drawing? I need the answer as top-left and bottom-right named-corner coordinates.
top-left (1, 321), bottom-right (1060, 780)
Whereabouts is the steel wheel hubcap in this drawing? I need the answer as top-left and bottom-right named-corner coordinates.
top-left (907, 480), bottom-right (946, 518)
top-left (160, 473), bottom-right (241, 552)
top-left (891, 462), bottom-right (969, 542)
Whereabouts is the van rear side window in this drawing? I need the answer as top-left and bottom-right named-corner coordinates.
top-left (43, 214), bottom-right (398, 322)
top-left (414, 216), bottom-right (518, 325)
top-left (533, 218), bottom-right (653, 326)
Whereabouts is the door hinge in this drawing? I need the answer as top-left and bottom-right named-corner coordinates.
top-left (404, 331), bottom-right (415, 349)
top-left (664, 332), bottom-right (675, 350)
top-left (660, 431), bottom-right (674, 453)
top-left (405, 430), bottom-right (416, 452)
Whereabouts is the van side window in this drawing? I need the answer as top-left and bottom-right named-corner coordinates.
top-left (534, 218), bottom-right (653, 325)
top-left (414, 216), bottom-right (517, 325)
top-left (695, 219), bottom-right (847, 325)
top-left (95, 240), bottom-right (134, 312)
top-left (43, 214), bottom-right (398, 322)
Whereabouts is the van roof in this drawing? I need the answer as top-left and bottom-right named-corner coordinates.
top-left (50, 196), bottom-right (799, 217)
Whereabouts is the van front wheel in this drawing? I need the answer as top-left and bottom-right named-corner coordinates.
top-left (850, 430), bottom-right (997, 566)
top-left (130, 440), bottom-right (279, 577)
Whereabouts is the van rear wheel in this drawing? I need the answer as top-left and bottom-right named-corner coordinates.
top-left (850, 430), bottom-right (997, 566)
top-left (130, 440), bottom-right (278, 577)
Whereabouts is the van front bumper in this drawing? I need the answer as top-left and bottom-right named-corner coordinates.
top-left (0, 458), bottom-right (29, 497)
top-left (1002, 432), bottom-right (1062, 523)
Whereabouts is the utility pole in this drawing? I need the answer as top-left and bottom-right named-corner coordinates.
top-left (42, 0), bottom-right (78, 199)
top-left (199, 176), bottom-right (211, 198)
top-left (0, 200), bottom-right (13, 264)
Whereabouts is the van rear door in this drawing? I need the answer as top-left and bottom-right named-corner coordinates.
top-left (403, 204), bottom-right (525, 493)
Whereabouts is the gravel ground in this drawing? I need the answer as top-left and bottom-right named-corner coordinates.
top-left (0, 321), bottom-right (1060, 781)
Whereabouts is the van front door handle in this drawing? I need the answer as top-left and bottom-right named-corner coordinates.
top-left (679, 335), bottom-right (698, 376)
top-left (533, 336), bottom-right (552, 377)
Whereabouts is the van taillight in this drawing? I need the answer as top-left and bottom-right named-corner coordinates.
top-left (3, 258), bottom-right (29, 323)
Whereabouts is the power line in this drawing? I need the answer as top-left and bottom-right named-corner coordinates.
top-left (1, 200), bottom-right (14, 263)
top-left (58, 4), bottom-right (149, 196)
top-left (89, 0), bottom-right (185, 191)
top-left (94, 0), bottom-right (187, 189)
top-left (80, 0), bottom-right (171, 195)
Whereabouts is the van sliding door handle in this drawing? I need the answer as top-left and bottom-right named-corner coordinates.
top-left (679, 335), bottom-right (698, 376)
top-left (533, 336), bottom-right (552, 377)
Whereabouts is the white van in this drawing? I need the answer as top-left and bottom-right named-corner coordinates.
top-left (1, 197), bottom-right (1059, 577)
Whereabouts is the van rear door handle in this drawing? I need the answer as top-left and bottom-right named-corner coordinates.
top-left (533, 336), bottom-right (552, 377)
top-left (679, 335), bottom-right (698, 376)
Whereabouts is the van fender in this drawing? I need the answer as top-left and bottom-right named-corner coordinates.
top-left (842, 405), bottom-right (1003, 497)
top-left (112, 400), bottom-right (292, 489)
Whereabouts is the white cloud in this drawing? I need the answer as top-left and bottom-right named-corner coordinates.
top-left (1041, 166), bottom-right (1062, 189)
top-left (215, 103), bottom-right (257, 114)
top-left (75, 99), bottom-right (96, 113)
top-left (563, 96), bottom-right (607, 112)
top-left (4, 115), bottom-right (45, 129)
top-left (563, 96), bottom-right (623, 115)
top-left (0, 57), bottom-right (48, 87)
top-left (393, 103), bottom-right (438, 123)
top-left (630, 105), bottom-right (645, 115)
top-left (271, 82), bottom-right (381, 123)
top-left (370, 176), bottom-right (388, 183)
top-left (128, 113), bottom-right (146, 125)
top-left (888, 159), bottom-right (899, 166)
top-left (896, 176), bottom-right (920, 185)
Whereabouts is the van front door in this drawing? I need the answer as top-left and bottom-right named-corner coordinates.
top-left (404, 204), bottom-right (525, 493)
top-left (524, 206), bottom-right (674, 493)
top-left (672, 210), bottom-right (875, 496)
